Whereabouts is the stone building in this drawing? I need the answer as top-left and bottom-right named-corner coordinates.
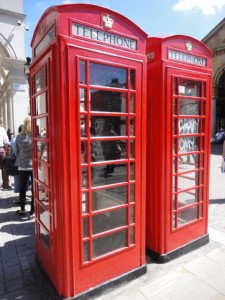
top-left (202, 18), bottom-right (225, 135)
top-left (0, 0), bottom-right (29, 136)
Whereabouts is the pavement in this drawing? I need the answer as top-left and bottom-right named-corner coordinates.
top-left (1, 144), bottom-right (225, 300)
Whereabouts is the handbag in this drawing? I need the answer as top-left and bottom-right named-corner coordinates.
top-left (4, 156), bottom-right (19, 176)
top-left (221, 156), bottom-right (225, 173)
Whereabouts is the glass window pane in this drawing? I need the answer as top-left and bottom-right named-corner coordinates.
top-left (130, 118), bottom-right (135, 136)
top-left (173, 98), bottom-right (178, 115)
top-left (81, 142), bottom-right (87, 163)
top-left (37, 182), bottom-right (49, 206)
top-left (92, 208), bottom-right (127, 235)
top-left (130, 184), bottom-right (135, 203)
top-left (37, 141), bottom-right (48, 162)
top-left (130, 94), bottom-right (135, 113)
top-left (179, 79), bottom-right (201, 97)
top-left (178, 137), bottom-right (199, 153)
top-left (40, 225), bottom-right (50, 250)
top-left (90, 90), bottom-right (127, 112)
top-left (90, 63), bottom-right (127, 88)
top-left (92, 229), bottom-right (127, 258)
top-left (130, 163), bottom-right (134, 181)
top-left (92, 140), bottom-right (126, 163)
top-left (90, 116), bottom-right (127, 136)
top-left (92, 163), bottom-right (127, 187)
top-left (35, 117), bottom-right (47, 137)
top-left (82, 167), bottom-right (88, 189)
top-left (179, 99), bottom-right (200, 115)
top-left (178, 206), bottom-right (198, 226)
top-left (80, 116), bottom-right (86, 137)
top-left (80, 88), bottom-right (86, 111)
top-left (39, 206), bottom-right (50, 230)
top-left (177, 154), bottom-right (200, 171)
top-left (82, 192), bottom-right (88, 214)
top-left (177, 188), bottom-right (199, 207)
top-left (130, 69), bottom-right (135, 90)
top-left (130, 227), bottom-right (135, 245)
top-left (83, 217), bottom-right (89, 238)
top-left (80, 60), bottom-right (86, 84)
top-left (130, 205), bottom-right (134, 224)
top-left (35, 93), bottom-right (46, 115)
top-left (84, 241), bottom-right (90, 262)
top-left (92, 186), bottom-right (127, 211)
top-left (178, 118), bottom-right (200, 134)
top-left (177, 171), bottom-right (199, 190)
top-left (34, 67), bottom-right (45, 93)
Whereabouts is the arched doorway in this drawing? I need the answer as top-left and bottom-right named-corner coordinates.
top-left (215, 67), bottom-right (225, 131)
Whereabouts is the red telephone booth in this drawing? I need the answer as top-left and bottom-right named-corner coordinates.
top-left (146, 35), bottom-right (213, 262)
top-left (30, 4), bottom-right (147, 299)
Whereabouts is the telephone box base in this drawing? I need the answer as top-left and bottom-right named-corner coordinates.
top-left (36, 256), bottom-right (147, 299)
top-left (146, 234), bottom-right (209, 264)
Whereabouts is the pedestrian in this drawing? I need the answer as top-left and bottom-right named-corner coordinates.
top-left (7, 128), bottom-right (13, 141)
top-left (15, 116), bottom-right (34, 218)
top-left (0, 117), bottom-right (13, 190)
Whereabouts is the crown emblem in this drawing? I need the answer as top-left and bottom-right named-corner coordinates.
top-left (103, 14), bottom-right (113, 29)
top-left (186, 41), bottom-right (192, 51)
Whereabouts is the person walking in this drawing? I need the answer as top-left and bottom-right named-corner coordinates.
top-left (0, 117), bottom-right (12, 190)
top-left (15, 116), bottom-right (34, 218)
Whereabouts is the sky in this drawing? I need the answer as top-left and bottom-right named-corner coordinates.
top-left (23, 0), bottom-right (225, 58)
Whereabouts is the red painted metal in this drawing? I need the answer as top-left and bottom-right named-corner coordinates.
top-left (146, 35), bottom-right (213, 256)
top-left (30, 4), bottom-right (147, 298)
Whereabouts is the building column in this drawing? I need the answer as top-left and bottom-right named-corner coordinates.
top-left (6, 90), bottom-right (14, 134)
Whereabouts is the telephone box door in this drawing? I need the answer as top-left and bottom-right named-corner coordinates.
top-left (66, 47), bottom-right (146, 293)
top-left (166, 67), bottom-right (211, 251)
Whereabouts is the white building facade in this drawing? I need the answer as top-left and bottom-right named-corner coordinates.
top-left (0, 0), bottom-right (29, 136)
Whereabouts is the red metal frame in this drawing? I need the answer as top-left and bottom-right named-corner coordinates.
top-left (30, 4), bottom-right (147, 298)
top-left (146, 35), bottom-right (212, 256)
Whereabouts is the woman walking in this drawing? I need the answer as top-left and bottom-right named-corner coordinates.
top-left (15, 116), bottom-right (34, 218)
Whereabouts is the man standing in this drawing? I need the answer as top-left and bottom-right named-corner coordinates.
top-left (0, 117), bottom-right (12, 190)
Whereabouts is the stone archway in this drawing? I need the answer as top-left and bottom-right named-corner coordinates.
top-left (214, 66), bottom-right (225, 131)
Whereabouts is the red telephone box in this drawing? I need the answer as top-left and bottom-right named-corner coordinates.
top-left (30, 4), bottom-right (147, 299)
top-left (146, 35), bottom-right (213, 262)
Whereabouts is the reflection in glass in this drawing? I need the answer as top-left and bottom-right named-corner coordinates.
top-left (84, 241), bottom-right (90, 262)
top-left (90, 90), bottom-right (126, 112)
top-left (39, 206), bottom-right (50, 230)
top-left (130, 140), bottom-right (134, 158)
top-left (92, 186), bottom-right (127, 211)
top-left (40, 225), bottom-right (50, 250)
top-left (177, 188), bottom-right (198, 207)
top-left (80, 88), bottom-right (86, 111)
top-left (92, 229), bottom-right (127, 258)
top-left (92, 208), bottom-right (127, 234)
top-left (177, 171), bottom-right (198, 190)
top-left (83, 217), bottom-right (89, 238)
top-left (178, 118), bottom-right (199, 134)
top-left (80, 60), bottom-right (86, 84)
top-left (38, 163), bottom-right (48, 184)
top-left (36, 117), bottom-right (47, 137)
top-left (35, 93), bottom-right (46, 115)
top-left (179, 80), bottom-right (201, 97)
top-left (90, 116), bottom-right (126, 136)
top-left (90, 63), bottom-right (127, 88)
top-left (178, 206), bottom-right (198, 226)
top-left (92, 164), bottom-right (127, 187)
top-left (179, 99), bottom-right (200, 115)
top-left (82, 192), bottom-right (88, 213)
top-left (130, 69), bottom-right (135, 90)
top-left (174, 78), bottom-right (178, 95)
top-left (92, 140), bottom-right (126, 162)
top-left (173, 98), bottom-right (178, 115)
top-left (35, 67), bottom-right (45, 93)
top-left (178, 136), bottom-right (199, 153)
